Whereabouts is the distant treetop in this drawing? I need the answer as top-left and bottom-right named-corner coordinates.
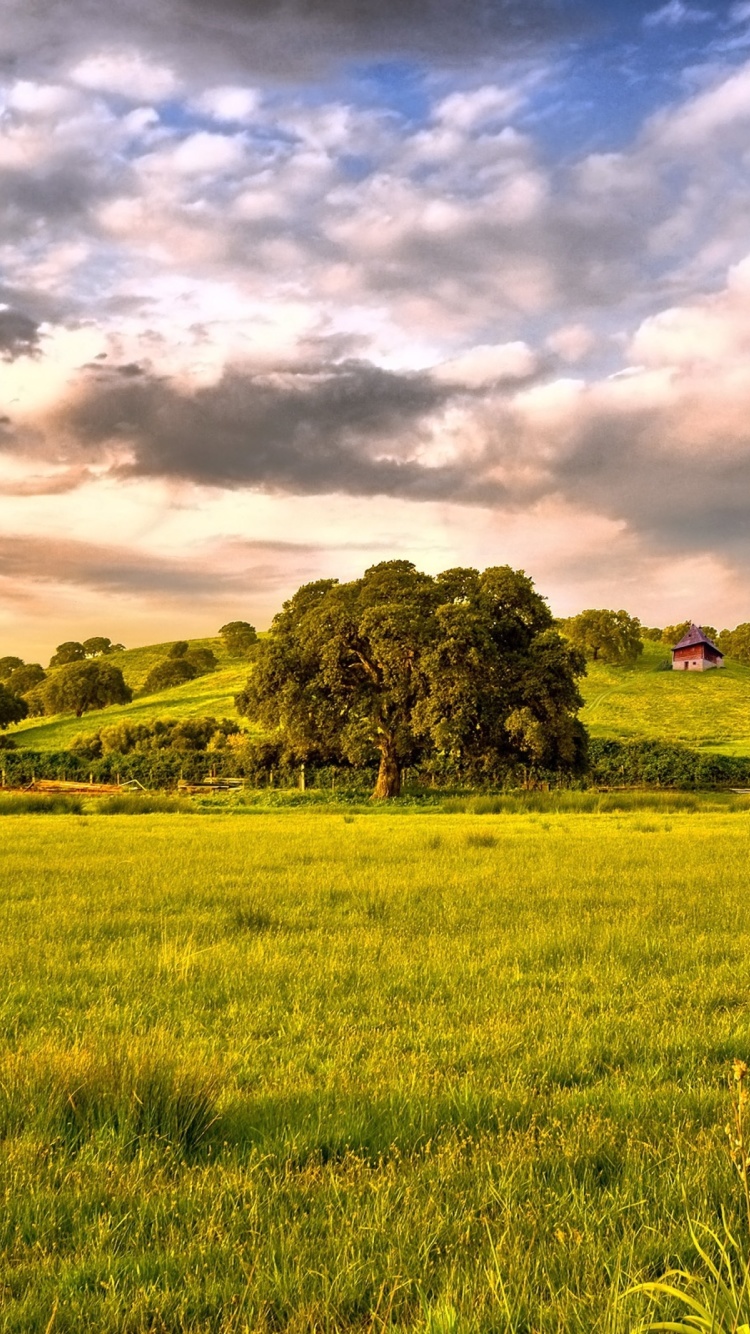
top-left (219, 621), bottom-right (258, 656)
top-left (565, 609), bottom-right (643, 665)
top-left (0, 656), bottom-right (23, 681)
top-left (49, 641), bottom-right (86, 668)
top-left (82, 637), bottom-right (122, 657)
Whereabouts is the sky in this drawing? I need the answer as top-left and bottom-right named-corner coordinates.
top-left (3, 0), bottom-right (750, 656)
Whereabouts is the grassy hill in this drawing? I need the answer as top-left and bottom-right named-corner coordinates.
top-left (580, 638), bottom-right (750, 756)
top-left (11, 633), bottom-right (750, 758)
top-left (11, 637), bottom-right (254, 752)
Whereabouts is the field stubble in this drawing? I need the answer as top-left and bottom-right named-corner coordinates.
top-left (1, 812), bottom-right (749, 1331)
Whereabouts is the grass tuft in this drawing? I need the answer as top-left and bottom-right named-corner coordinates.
top-left (0, 1040), bottom-right (221, 1156)
top-left (0, 792), bottom-right (83, 814)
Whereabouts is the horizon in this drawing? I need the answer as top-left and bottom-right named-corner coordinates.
top-left (3, 0), bottom-right (750, 655)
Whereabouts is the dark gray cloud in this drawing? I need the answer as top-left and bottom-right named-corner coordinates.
top-left (0, 0), bottom-right (623, 84)
top-left (0, 309), bottom-right (42, 361)
top-left (552, 400), bottom-right (750, 556)
top-left (55, 358), bottom-right (478, 499)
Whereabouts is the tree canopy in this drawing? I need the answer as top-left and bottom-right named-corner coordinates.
top-left (0, 656), bottom-right (23, 681)
top-left (82, 636), bottom-right (122, 657)
top-left (42, 660), bottom-right (132, 717)
top-left (661, 622), bottom-right (718, 647)
top-left (237, 561), bottom-right (586, 798)
top-left (141, 658), bottom-right (197, 695)
top-left (565, 609), bottom-right (643, 665)
top-left (718, 623), bottom-right (750, 663)
top-left (49, 641), bottom-right (86, 668)
top-left (0, 683), bottom-right (28, 729)
top-left (5, 663), bottom-right (45, 696)
top-left (219, 621), bottom-right (258, 656)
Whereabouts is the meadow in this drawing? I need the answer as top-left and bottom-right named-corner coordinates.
top-left (11, 639), bottom-right (254, 752)
top-left (2, 809), bottom-right (750, 1331)
top-left (580, 639), bottom-right (750, 757)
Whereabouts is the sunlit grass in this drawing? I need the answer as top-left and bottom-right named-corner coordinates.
top-left (11, 636), bottom-right (254, 751)
top-left (1, 811), bottom-right (750, 1329)
top-left (581, 639), bottom-right (750, 756)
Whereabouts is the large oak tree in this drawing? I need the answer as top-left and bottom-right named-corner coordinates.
top-left (237, 561), bottom-right (586, 798)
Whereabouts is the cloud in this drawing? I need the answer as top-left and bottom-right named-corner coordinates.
top-left (0, 309), bottom-right (42, 360)
top-left (644, 1), bottom-right (712, 27)
top-left (0, 532), bottom-right (322, 598)
top-left (69, 51), bottom-right (178, 101)
top-left (49, 358), bottom-right (464, 497)
top-left (0, 0), bottom-right (602, 87)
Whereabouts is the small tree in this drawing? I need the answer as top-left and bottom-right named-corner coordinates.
top-left (6, 663), bottom-right (45, 696)
top-left (219, 621), bottom-right (258, 656)
top-left (49, 641), bottom-right (86, 668)
top-left (82, 637), bottom-right (115, 657)
top-left (168, 641), bottom-right (189, 659)
top-left (566, 609), bottom-right (643, 665)
top-left (184, 647), bottom-right (217, 675)
top-left (42, 661), bottom-right (132, 717)
top-left (0, 684), bottom-right (28, 728)
top-left (0, 656), bottom-right (23, 681)
top-left (140, 658), bottom-right (197, 695)
top-left (719, 624), bottom-right (750, 664)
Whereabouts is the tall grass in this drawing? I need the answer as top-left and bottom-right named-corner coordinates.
top-left (443, 789), bottom-right (750, 814)
top-left (0, 792), bottom-right (82, 814)
top-left (2, 811), bottom-right (750, 1329)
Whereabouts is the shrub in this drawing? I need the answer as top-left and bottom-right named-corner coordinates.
top-left (184, 647), bottom-right (217, 675)
top-left (168, 640), bottom-right (189, 659)
top-left (140, 658), bottom-right (197, 694)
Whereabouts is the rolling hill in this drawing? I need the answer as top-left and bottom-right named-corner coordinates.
top-left (9, 634), bottom-right (750, 758)
top-left (10, 638), bottom-right (256, 752)
top-left (580, 638), bottom-right (750, 756)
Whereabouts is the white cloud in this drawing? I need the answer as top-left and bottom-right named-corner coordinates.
top-left (546, 325), bottom-right (595, 363)
top-left (69, 50), bottom-right (178, 101)
top-left (192, 85), bottom-right (260, 122)
top-left (644, 1), bottom-right (711, 28)
top-left (433, 341), bottom-right (537, 387)
top-left (649, 60), bottom-right (750, 147)
top-left (435, 84), bottom-right (525, 131)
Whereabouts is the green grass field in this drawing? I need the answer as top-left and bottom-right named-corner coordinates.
top-left (580, 639), bottom-right (750, 756)
top-left (12, 638), bottom-right (254, 752)
top-left (2, 808), bottom-right (750, 1331)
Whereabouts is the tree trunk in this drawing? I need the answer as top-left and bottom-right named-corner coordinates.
top-left (372, 739), bottom-right (401, 799)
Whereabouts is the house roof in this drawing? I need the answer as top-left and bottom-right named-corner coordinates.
top-left (672, 623), bottom-right (723, 654)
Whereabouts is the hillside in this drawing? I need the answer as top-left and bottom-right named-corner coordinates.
top-left (580, 638), bottom-right (750, 756)
top-left (10, 638), bottom-right (254, 752)
top-left (10, 633), bottom-right (750, 759)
